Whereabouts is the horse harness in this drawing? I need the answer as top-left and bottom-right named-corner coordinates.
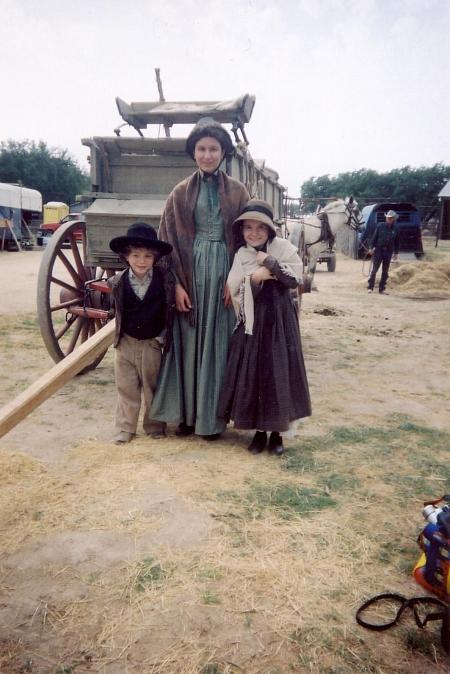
top-left (304, 212), bottom-right (335, 251)
top-left (304, 202), bottom-right (362, 252)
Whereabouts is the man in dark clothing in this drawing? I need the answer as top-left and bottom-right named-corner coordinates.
top-left (367, 210), bottom-right (399, 294)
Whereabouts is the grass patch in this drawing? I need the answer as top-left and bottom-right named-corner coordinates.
top-left (220, 482), bottom-right (337, 519)
top-left (281, 447), bottom-right (316, 473)
top-left (231, 417), bottom-right (449, 513)
top-left (398, 421), bottom-right (450, 449)
top-left (201, 665), bottom-right (222, 674)
top-left (197, 567), bottom-right (222, 581)
top-left (324, 472), bottom-right (359, 492)
top-left (202, 590), bottom-right (221, 605)
top-left (0, 316), bottom-right (40, 341)
top-left (16, 317), bottom-right (38, 330)
top-left (134, 556), bottom-right (167, 593)
top-left (286, 418), bottom-right (449, 481)
top-left (89, 378), bottom-right (114, 386)
top-left (404, 626), bottom-right (439, 656)
top-left (377, 540), bottom-right (419, 575)
top-left (329, 425), bottom-right (393, 445)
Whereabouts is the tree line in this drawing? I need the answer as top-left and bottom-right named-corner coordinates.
top-left (0, 140), bottom-right (89, 205)
top-left (300, 164), bottom-right (449, 217)
top-left (1, 139), bottom-right (448, 220)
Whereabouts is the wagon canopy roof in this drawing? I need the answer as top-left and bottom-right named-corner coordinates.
top-left (361, 202), bottom-right (418, 220)
top-left (0, 183), bottom-right (42, 212)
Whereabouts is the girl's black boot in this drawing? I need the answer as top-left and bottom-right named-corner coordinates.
top-left (248, 431), bottom-right (267, 454)
top-left (268, 432), bottom-right (283, 456)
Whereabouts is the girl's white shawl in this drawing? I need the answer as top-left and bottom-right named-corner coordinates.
top-left (227, 237), bottom-right (302, 335)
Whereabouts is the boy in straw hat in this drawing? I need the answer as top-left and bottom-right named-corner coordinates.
top-left (218, 199), bottom-right (311, 456)
top-left (367, 209), bottom-right (399, 294)
top-left (108, 222), bottom-right (174, 444)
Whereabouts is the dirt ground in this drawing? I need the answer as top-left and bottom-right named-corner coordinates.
top-left (0, 241), bottom-right (449, 674)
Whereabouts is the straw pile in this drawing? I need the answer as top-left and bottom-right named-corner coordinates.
top-left (389, 260), bottom-right (450, 298)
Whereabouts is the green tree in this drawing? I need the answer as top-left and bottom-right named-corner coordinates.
top-left (0, 139), bottom-right (90, 205)
top-left (300, 164), bottom-right (450, 216)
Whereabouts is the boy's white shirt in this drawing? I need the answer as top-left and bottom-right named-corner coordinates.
top-left (227, 237), bottom-right (303, 335)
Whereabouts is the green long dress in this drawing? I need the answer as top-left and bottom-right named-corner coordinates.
top-left (150, 177), bottom-right (236, 435)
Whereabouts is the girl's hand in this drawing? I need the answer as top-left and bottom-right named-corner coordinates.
top-left (256, 251), bottom-right (268, 264)
top-left (223, 283), bottom-right (232, 307)
top-left (175, 284), bottom-right (193, 312)
top-left (251, 267), bottom-right (273, 283)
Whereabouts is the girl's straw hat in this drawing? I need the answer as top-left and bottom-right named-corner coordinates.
top-left (234, 199), bottom-right (277, 234)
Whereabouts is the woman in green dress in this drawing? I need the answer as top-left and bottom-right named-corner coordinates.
top-left (150, 118), bottom-right (250, 438)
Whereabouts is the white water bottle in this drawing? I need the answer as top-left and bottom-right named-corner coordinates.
top-left (422, 505), bottom-right (443, 525)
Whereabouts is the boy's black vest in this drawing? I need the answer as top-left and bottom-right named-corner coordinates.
top-left (122, 269), bottom-right (166, 340)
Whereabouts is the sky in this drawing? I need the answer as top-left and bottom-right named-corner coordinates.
top-left (2, 0), bottom-right (450, 195)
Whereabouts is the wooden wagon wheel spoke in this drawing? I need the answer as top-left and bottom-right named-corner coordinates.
top-left (50, 276), bottom-right (83, 294)
top-left (55, 249), bottom-right (84, 286)
top-left (69, 234), bottom-right (85, 276)
top-left (81, 319), bottom-right (89, 343)
top-left (37, 220), bottom-right (114, 373)
top-left (88, 320), bottom-right (97, 338)
top-left (66, 317), bottom-right (85, 354)
top-left (50, 298), bottom-right (82, 312)
top-left (82, 236), bottom-right (88, 266)
top-left (55, 315), bottom-right (77, 340)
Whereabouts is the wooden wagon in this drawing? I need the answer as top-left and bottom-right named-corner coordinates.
top-left (1, 93), bottom-right (285, 437)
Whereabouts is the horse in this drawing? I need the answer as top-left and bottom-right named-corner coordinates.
top-left (287, 197), bottom-right (363, 286)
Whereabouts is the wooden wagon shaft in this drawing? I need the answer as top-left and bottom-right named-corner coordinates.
top-left (0, 320), bottom-right (116, 440)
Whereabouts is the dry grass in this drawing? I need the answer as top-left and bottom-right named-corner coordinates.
top-left (0, 417), bottom-right (449, 673)
top-left (389, 259), bottom-right (450, 298)
top-left (1, 248), bottom-right (450, 673)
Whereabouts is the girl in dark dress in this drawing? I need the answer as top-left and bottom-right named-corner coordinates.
top-left (219, 199), bottom-right (311, 456)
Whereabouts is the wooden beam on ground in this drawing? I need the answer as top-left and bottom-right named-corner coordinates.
top-left (0, 320), bottom-right (116, 440)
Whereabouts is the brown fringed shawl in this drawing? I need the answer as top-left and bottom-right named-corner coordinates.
top-left (158, 170), bottom-right (250, 308)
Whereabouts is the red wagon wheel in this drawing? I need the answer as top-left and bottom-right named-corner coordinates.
top-left (37, 220), bottom-right (114, 373)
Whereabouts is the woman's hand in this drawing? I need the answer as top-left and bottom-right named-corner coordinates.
top-left (223, 283), bottom-right (232, 307)
top-left (175, 283), bottom-right (193, 312)
top-left (256, 251), bottom-right (268, 264)
top-left (251, 267), bottom-right (273, 283)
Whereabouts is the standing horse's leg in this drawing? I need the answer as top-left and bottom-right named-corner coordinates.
top-left (308, 250), bottom-right (319, 291)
